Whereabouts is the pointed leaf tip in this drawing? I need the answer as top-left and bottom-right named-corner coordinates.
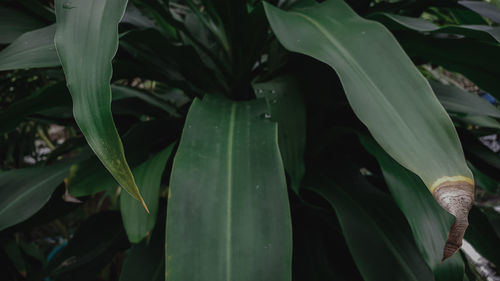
top-left (139, 196), bottom-right (150, 214)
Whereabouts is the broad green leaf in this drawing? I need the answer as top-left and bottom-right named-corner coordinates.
top-left (459, 1), bottom-right (500, 23)
top-left (430, 81), bottom-right (500, 118)
top-left (0, 24), bottom-right (60, 71)
top-left (370, 13), bottom-right (500, 43)
top-left (360, 136), bottom-right (464, 281)
top-left (0, 6), bottom-right (44, 44)
top-left (166, 96), bottom-right (292, 281)
top-left (54, 0), bottom-right (147, 211)
top-left (265, 0), bottom-right (473, 259)
top-left (253, 75), bottom-right (306, 193)
top-left (305, 168), bottom-right (434, 281)
top-left (121, 144), bottom-right (174, 243)
top-left (0, 162), bottom-right (70, 231)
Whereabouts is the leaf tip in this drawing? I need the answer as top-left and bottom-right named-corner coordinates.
top-left (140, 197), bottom-right (150, 214)
top-left (432, 178), bottom-right (474, 261)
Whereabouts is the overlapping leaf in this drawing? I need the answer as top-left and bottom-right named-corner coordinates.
top-left (0, 24), bottom-right (59, 71)
top-left (0, 6), bottom-right (44, 44)
top-left (166, 96), bottom-right (292, 281)
top-left (253, 75), bottom-right (306, 193)
top-left (370, 13), bottom-right (500, 43)
top-left (121, 144), bottom-right (174, 243)
top-left (54, 0), bottom-right (147, 210)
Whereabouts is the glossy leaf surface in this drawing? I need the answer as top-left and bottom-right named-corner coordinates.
top-left (54, 0), bottom-right (147, 210)
top-left (166, 96), bottom-right (292, 281)
top-left (264, 0), bottom-right (472, 190)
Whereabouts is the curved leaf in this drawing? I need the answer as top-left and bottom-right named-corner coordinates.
top-left (430, 81), bottom-right (500, 118)
top-left (459, 1), bottom-right (500, 23)
top-left (166, 96), bottom-right (292, 281)
top-left (306, 168), bottom-right (434, 281)
top-left (54, 0), bottom-right (147, 210)
top-left (360, 136), bottom-right (465, 281)
top-left (396, 32), bottom-right (500, 100)
top-left (0, 24), bottom-right (59, 71)
top-left (121, 144), bottom-right (174, 243)
top-left (370, 13), bottom-right (500, 43)
top-left (0, 6), bottom-right (45, 44)
top-left (253, 75), bottom-right (306, 193)
top-left (265, 0), bottom-right (473, 260)
top-left (0, 163), bottom-right (70, 231)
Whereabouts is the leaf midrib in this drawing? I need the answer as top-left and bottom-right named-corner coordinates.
top-left (225, 103), bottom-right (236, 281)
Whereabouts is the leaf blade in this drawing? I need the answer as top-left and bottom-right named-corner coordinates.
top-left (120, 144), bottom-right (174, 243)
top-left (166, 96), bottom-right (292, 281)
top-left (264, 0), bottom-right (473, 260)
top-left (54, 0), bottom-right (147, 210)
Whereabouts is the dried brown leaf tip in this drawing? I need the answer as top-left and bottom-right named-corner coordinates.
top-left (431, 177), bottom-right (474, 261)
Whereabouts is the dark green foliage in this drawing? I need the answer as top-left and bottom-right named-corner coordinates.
top-left (1, 0), bottom-right (500, 280)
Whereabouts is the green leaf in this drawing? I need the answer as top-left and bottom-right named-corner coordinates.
top-left (0, 162), bottom-right (70, 231)
top-left (465, 207), bottom-right (500, 266)
top-left (0, 5), bottom-right (45, 44)
top-left (396, 33), bottom-right (500, 101)
top-left (253, 75), bottom-right (306, 193)
top-left (121, 144), bottom-right (174, 243)
top-left (166, 96), bottom-right (292, 281)
top-left (459, 1), bottom-right (500, 23)
top-left (54, 0), bottom-right (147, 211)
top-left (430, 81), bottom-right (500, 118)
top-left (111, 85), bottom-right (181, 117)
top-left (370, 13), bottom-right (500, 43)
top-left (68, 121), bottom-right (172, 197)
top-left (0, 24), bottom-right (60, 71)
top-left (305, 167), bottom-right (434, 281)
top-left (360, 136), bottom-right (465, 281)
top-left (119, 208), bottom-right (166, 281)
top-left (265, 0), bottom-right (473, 260)
top-left (459, 115), bottom-right (500, 130)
